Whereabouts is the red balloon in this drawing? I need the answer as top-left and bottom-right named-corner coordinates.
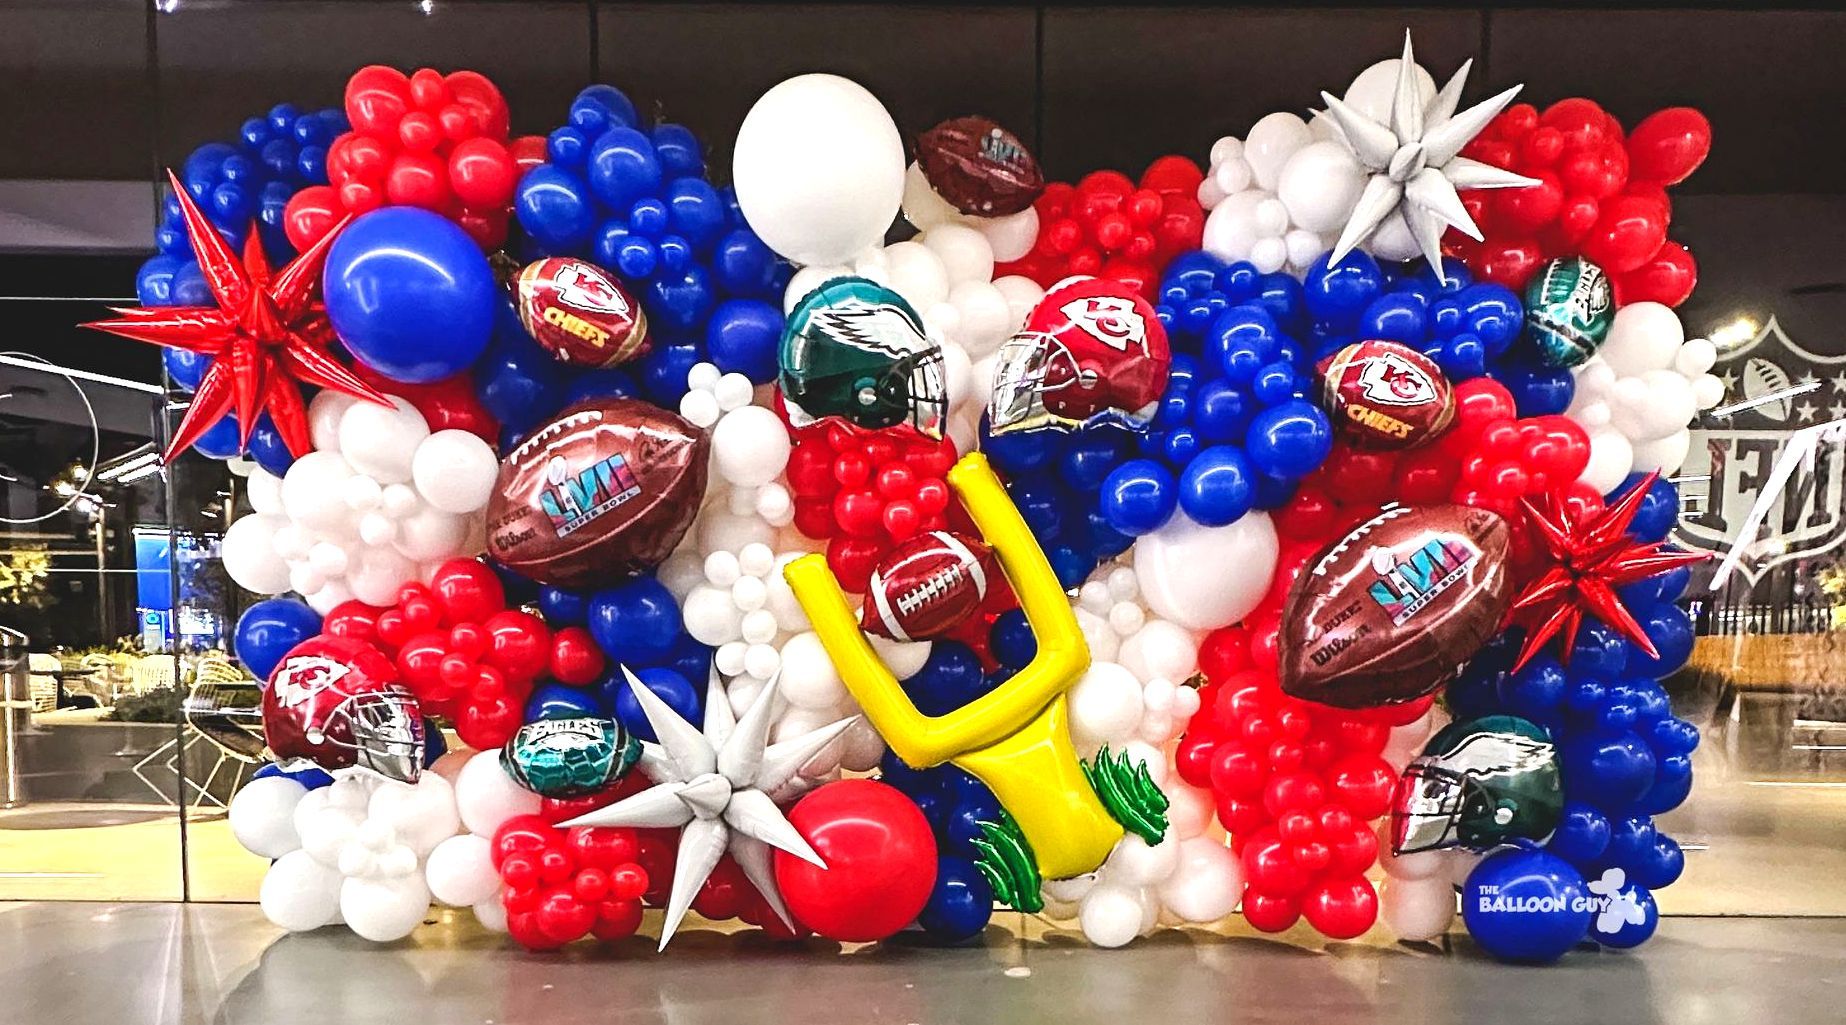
top-left (1494, 171), bottom-right (1564, 234)
top-left (1627, 107), bottom-right (1711, 186)
top-left (1300, 876), bottom-right (1378, 939)
top-left (1617, 240), bottom-right (1697, 308)
top-left (345, 65), bottom-right (412, 137)
top-left (485, 609), bottom-right (552, 682)
top-left (1468, 237), bottom-right (1545, 291)
top-left (534, 887), bottom-right (597, 944)
top-left (1326, 756), bottom-right (1397, 819)
top-left (1242, 834), bottom-right (1310, 896)
top-left (1540, 98), bottom-right (1613, 152)
top-left (281, 185), bottom-right (342, 252)
top-left (322, 599), bottom-right (388, 644)
top-left (1242, 889), bottom-right (1302, 933)
top-left (385, 151), bottom-right (451, 210)
top-left (773, 779), bottom-right (937, 942)
top-left (349, 366), bottom-right (499, 442)
top-left (510, 134), bottom-right (550, 172)
top-left (428, 559), bottom-right (504, 624)
top-left (549, 626), bottom-right (606, 686)
top-left (449, 137), bottom-right (518, 208)
top-left (1580, 194), bottom-right (1668, 274)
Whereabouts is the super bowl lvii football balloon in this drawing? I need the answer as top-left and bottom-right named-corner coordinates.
top-left (485, 398), bottom-right (709, 588)
top-left (1281, 503), bottom-right (1511, 709)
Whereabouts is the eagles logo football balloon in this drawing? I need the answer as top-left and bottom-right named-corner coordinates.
top-left (1318, 340), bottom-right (1454, 449)
top-left (260, 635), bottom-right (425, 783)
top-left (1392, 715), bottom-right (1563, 855)
top-left (915, 116), bottom-right (1045, 217)
top-left (989, 276), bottom-right (1170, 435)
top-left (485, 397), bottom-right (710, 587)
top-left (514, 257), bottom-right (650, 368)
top-left (500, 715), bottom-right (641, 798)
top-left (1280, 503), bottom-right (1511, 708)
top-left (780, 276), bottom-right (947, 438)
top-left (1525, 256), bottom-right (1615, 369)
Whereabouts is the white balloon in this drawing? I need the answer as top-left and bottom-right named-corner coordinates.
top-left (393, 507), bottom-right (473, 563)
top-left (881, 240), bottom-right (951, 311)
top-left (1634, 369), bottom-right (1698, 439)
top-left (367, 774), bottom-right (461, 858)
top-left (260, 849), bottom-right (344, 932)
top-left (1675, 337), bottom-right (1717, 377)
top-left (734, 74), bottom-right (904, 266)
top-left (1241, 113), bottom-right (1313, 192)
top-left (1108, 833), bottom-right (1180, 888)
top-left (295, 803), bottom-right (364, 869)
top-left (839, 716), bottom-right (886, 772)
top-left (411, 430), bottom-right (498, 514)
top-left (1249, 237), bottom-right (1288, 274)
top-left (473, 895), bottom-right (509, 933)
top-left (338, 397), bottom-right (429, 485)
top-left (379, 482), bottom-right (420, 518)
top-left (1165, 783), bottom-right (1215, 841)
top-left (304, 579), bottom-right (354, 615)
top-left (1116, 619), bottom-right (1199, 688)
top-left (777, 631), bottom-right (846, 709)
top-left (222, 513), bottom-right (292, 594)
top-left (1069, 662), bottom-right (1145, 750)
top-left (1368, 208), bottom-right (1422, 262)
top-left (453, 750), bottom-right (540, 837)
top-left (1343, 59), bottom-right (1437, 124)
top-left (1078, 883), bottom-right (1147, 948)
top-left (713, 373), bottom-right (755, 412)
top-left (1692, 373), bottom-right (1726, 410)
top-left (682, 584), bottom-right (743, 646)
top-left (1380, 875), bottom-right (1456, 942)
top-left (425, 833), bottom-right (500, 907)
top-left (340, 874), bottom-right (431, 943)
top-left (1631, 429), bottom-right (1692, 477)
top-left (1135, 511), bottom-right (1278, 631)
top-left (992, 275), bottom-right (1044, 327)
top-left (921, 223), bottom-right (995, 286)
top-left (697, 509), bottom-right (775, 555)
top-left (973, 206), bottom-right (1039, 263)
top-left (307, 390), bottom-right (359, 453)
top-left (948, 280), bottom-right (1013, 358)
top-left (783, 263), bottom-right (852, 313)
top-left (1600, 302), bottom-right (1685, 377)
top-left (1579, 429), bottom-right (1635, 494)
top-left (347, 546), bottom-right (418, 607)
top-left (901, 161), bottom-right (958, 231)
top-left (1284, 228), bottom-right (1329, 270)
top-left (869, 634), bottom-right (933, 680)
top-left (1158, 837), bottom-right (1242, 923)
top-left (765, 553), bottom-right (814, 632)
top-left (246, 468), bottom-right (283, 515)
top-left (1276, 140), bottom-right (1367, 233)
top-left (712, 406), bottom-right (792, 488)
top-left (1201, 190), bottom-right (1272, 262)
top-left (229, 776), bottom-right (308, 858)
top-left (282, 452), bottom-right (358, 533)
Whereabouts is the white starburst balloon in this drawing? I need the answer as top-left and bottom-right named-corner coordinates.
top-left (561, 666), bottom-right (856, 950)
top-left (1320, 31), bottom-right (1537, 279)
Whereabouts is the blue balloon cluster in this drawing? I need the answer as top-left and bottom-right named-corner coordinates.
top-left (524, 574), bottom-right (711, 742)
top-left (511, 85), bottom-right (789, 410)
top-left (1301, 250), bottom-right (1525, 378)
top-left (1448, 475), bottom-right (1694, 959)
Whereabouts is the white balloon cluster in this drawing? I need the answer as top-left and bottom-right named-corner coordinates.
top-left (221, 392), bottom-right (498, 613)
top-left (678, 362), bottom-right (797, 540)
top-left (230, 770), bottom-right (467, 942)
top-left (1566, 302), bottom-right (1725, 493)
top-left (422, 749), bottom-right (550, 932)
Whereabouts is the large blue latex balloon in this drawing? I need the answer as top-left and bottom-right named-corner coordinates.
top-left (1631, 834), bottom-right (1684, 889)
top-left (233, 598), bottom-right (322, 683)
top-left (1245, 400), bottom-right (1332, 477)
top-left (514, 165), bottom-right (597, 252)
top-left (1177, 445), bottom-right (1254, 526)
top-left (1461, 848), bottom-right (1591, 963)
top-left (1584, 879), bottom-right (1657, 949)
top-left (705, 298), bottom-right (782, 383)
top-left (525, 682), bottom-right (603, 723)
top-left (245, 415), bottom-right (295, 477)
top-left (191, 414), bottom-right (245, 460)
top-left (1495, 361), bottom-right (1576, 416)
top-left (916, 856), bottom-right (994, 942)
top-left (162, 348), bottom-right (210, 394)
top-left (989, 608), bottom-right (1037, 670)
top-left (1603, 813), bottom-right (1658, 872)
top-left (1568, 621), bottom-right (1628, 678)
top-left (538, 585), bottom-right (589, 626)
top-left (1562, 729), bottom-right (1657, 812)
top-left (1545, 801), bottom-right (1612, 864)
top-left (323, 207), bottom-right (497, 383)
top-left (1637, 752), bottom-right (1694, 814)
top-left (587, 576), bottom-right (683, 667)
top-left (1627, 604), bottom-right (1694, 677)
top-left (1501, 654), bottom-right (1567, 723)
top-left (1302, 251), bottom-right (1383, 326)
top-left (608, 666), bottom-right (700, 742)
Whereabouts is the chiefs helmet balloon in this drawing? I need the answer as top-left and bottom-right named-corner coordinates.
top-left (989, 276), bottom-right (1170, 435)
top-left (261, 635), bottom-right (425, 783)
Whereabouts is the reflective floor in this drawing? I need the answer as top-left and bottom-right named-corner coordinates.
top-left (0, 901), bottom-right (1839, 1025)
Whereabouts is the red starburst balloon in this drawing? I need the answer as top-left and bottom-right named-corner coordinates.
top-left (1508, 472), bottom-right (1709, 670)
top-left (84, 171), bottom-right (387, 463)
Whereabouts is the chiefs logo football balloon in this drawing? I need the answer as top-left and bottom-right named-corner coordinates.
top-left (514, 257), bottom-right (650, 368)
top-left (989, 277), bottom-right (1170, 435)
top-left (1319, 340), bottom-right (1455, 449)
top-left (260, 635), bottom-right (425, 783)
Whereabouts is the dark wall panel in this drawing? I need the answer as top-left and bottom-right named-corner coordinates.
top-left (0, 1), bottom-right (150, 180)
top-left (596, 4), bottom-right (1037, 177)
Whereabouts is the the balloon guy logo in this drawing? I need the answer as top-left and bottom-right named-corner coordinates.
top-left (786, 453), bottom-right (1126, 881)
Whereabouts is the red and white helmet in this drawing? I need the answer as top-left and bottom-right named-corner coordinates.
top-left (989, 276), bottom-right (1171, 435)
top-left (261, 636), bottom-right (424, 784)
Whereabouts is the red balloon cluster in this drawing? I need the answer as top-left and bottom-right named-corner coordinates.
top-left (491, 814), bottom-right (648, 951)
top-left (997, 156), bottom-right (1207, 298)
top-left (782, 415), bottom-right (965, 594)
top-left (1451, 100), bottom-right (1710, 307)
top-left (1179, 630), bottom-right (1419, 939)
top-left (325, 559), bottom-right (605, 750)
top-left (284, 65), bottom-right (547, 252)
top-left (351, 365), bottom-right (499, 444)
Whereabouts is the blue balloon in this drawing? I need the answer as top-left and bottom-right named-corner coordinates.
top-left (1637, 753), bottom-right (1693, 815)
top-left (711, 228), bottom-right (778, 295)
top-left (163, 347), bottom-right (210, 392)
top-left (587, 576), bottom-right (683, 666)
top-left (254, 761), bottom-right (334, 789)
top-left (1632, 834), bottom-right (1684, 889)
top-left (989, 609), bottom-right (1037, 670)
top-left (1562, 729), bottom-right (1657, 812)
top-left (904, 641), bottom-right (991, 717)
top-left (323, 207), bottom-right (497, 383)
top-left (1546, 801), bottom-right (1612, 864)
top-left (1603, 814), bottom-right (1658, 873)
top-left (171, 261), bottom-right (212, 305)
top-left (538, 585), bottom-right (589, 626)
top-left (422, 721), bottom-right (448, 767)
top-left (1100, 459), bottom-right (1176, 536)
top-left (475, 303), bottom-right (568, 432)
top-left (526, 682), bottom-right (604, 722)
top-left (609, 666), bottom-right (700, 742)
top-left (588, 128), bottom-right (663, 210)
top-left (191, 414), bottom-right (245, 460)
top-left (1627, 604), bottom-right (1694, 677)
top-left (245, 415), bottom-right (295, 477)
top-left (562, 368), bottom-right (638, 405)
top-left (1615, 473), bottom-right (1680, 542)
top-left (651, 123), bottom-right (704, 178)
top-left (877, 748), bottom-right (930, 793)
top-left (1568, 621), bottom-right (1628, 678)
top-left (1585, 879), bottom-right (1657, 949)
top-left (1647, 716), bottom-right (1700, 757)
top-left (1618, 562), bottom-right (1691, 612)
top-left (137, 254), bottom-right (184, 307)
top-left (234, 598), bottom-right (322, 683)
top-left (1503, 655), bottom-right (1567, 720)
top-left (1496, 362), bottom-right (1576, 416)
top-left (1302, 251), bottom-right (1383, 325)
top-left (571, 85), bottom-right (639, 133)
top-left (1178, 445), bottom-right (1254, 526)
top-left (515, 165), bottom-right (598, 253)
top-left (916, 856), bottom-right (994, 942)
top-left (1461, 848), bottom-right (1591, 963)
top-left (1209, 305), bottom-right (1280, 382)
top-left (1245, 400), bottom-right (1332, 477)
top-left (1358, 291), bottom-right (1427, 344)
top-left (705, 298), bottom-right (783, 383)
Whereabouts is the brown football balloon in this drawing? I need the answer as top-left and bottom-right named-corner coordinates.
top-left (485, 398), bottom-right (709, 588)
top-left (916, 116), bottom-right (1044, 217)
top-left (515, 257), bottom-right (650, 367)
top-left (1280, 503), bottom-right (1511, 709)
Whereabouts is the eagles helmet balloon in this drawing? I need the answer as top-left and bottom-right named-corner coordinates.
top-left (779, 276), bottom-right (947, 438)
top-left (989, 276), bottom-right (1170, 435)
top-left (261, 635), bottom-right (426, 784)
top-left (500, 715), bottom-right (641, 798)
top-left (1392, 714), bottom-right (1564, 855)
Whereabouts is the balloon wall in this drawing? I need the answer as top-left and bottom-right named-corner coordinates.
top-left (126, 37), bottom-right (1717, 964)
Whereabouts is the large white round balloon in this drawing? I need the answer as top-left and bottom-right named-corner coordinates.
top-left (1158, 836), bottom-right (1243, 923)
top-left (425, 834), bottom-right (501, 908)
top-left (733, 74), bottom-right (905, 266)
top-left (260, 849), bottom-right (344, 932)
top-left (453, 750), bottom-right (540, 837)
top-left (1276, 140), bottom-right (1367, 233)
top-left (339, 397), bottom-right (429, 484)
top-left (411, 430), bottom-right (499, 514)
top-left (339, 874), bottom-right (431, 943)
top-left (222, 513), bottom-right (292, 594)
top-left (1134, 510), bottom-right (1278, 631)
top-left (228, 776), bottom-right (308, 858)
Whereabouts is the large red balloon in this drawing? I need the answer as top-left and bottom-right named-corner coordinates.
top-left (1616, 240), bottom-right (1698, 308)
top-left (773, 779), bottom-right (936, 942)
top-left (1580, 194), bottom-right (1667, 274)
top-left (1627, 108), bottom-right (1712, 186)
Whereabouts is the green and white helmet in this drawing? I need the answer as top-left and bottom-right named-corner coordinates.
top-left (1391, 714), bottom-right (1563, 854)
top-left (779, 276), bottom-right (947, 438)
